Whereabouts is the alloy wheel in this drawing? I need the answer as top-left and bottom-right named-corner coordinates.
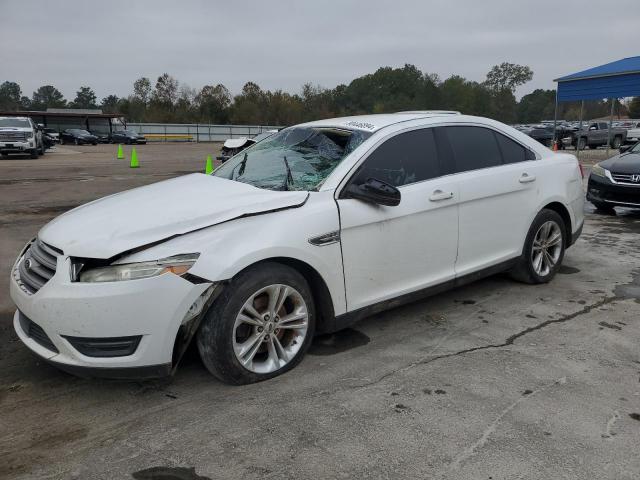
top-left (232, 284), bottom-right (309, 374)
top-left (531, 221), bottom-right (562, 276)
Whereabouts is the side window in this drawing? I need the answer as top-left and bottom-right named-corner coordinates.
top-left (495, 131), bottom-right (536, 163)
top-left (599, 122), bottom-right (608, 130)
top-left (352, 128), bottom-right (440, 187)
top-left (444, 126), bottom-right (502, 173)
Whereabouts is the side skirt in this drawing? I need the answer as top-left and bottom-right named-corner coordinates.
top-left (330, 258), bottom-right (519, 333)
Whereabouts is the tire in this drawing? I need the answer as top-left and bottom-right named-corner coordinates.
top-left (197, 262), bottom-right (316, 385)
top-left (29, 148), bottom-right (38, 159)
top-left (588, 144), bottom-right (596, 149)
top-left (510, 209), bottom-right (566, 284)
top-left (577, 137), bottom-right (587, 150)
top-left (1, 153), bottom-right (8, 159)
top-left (611, 136), bottom-right (622, 149)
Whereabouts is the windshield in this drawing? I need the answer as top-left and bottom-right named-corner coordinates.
top-left (0, 118), bottom-right (30, 128)
top-left (213, 126), bottom-right (371, 191)
top-left (630, 142), bottom-right (640, 154)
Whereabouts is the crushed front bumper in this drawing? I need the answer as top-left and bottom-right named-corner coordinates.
top-left (10, 253), bottom-right (214, 377)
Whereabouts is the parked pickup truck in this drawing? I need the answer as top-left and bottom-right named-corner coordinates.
top-left (0, 116), bottom-right (44, 158)
top-left (625, 121), bottom-right (640, 144)
top-left (571, 122), bottom-right (627, 150)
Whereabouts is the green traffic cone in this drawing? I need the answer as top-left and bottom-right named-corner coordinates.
top-left (117, 144), bottom-right (124, 159)
top-left (205, 154), bottom-right (213, 174)
top-left (130, 147), bottom-right (139, 168)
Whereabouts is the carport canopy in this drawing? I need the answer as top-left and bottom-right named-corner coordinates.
top-left (554, 56), bottom-right (640, 102)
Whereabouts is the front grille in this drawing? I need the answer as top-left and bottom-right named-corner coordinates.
top-left (0, 131), bottom-right (28, 141)
top-left (611, 173), bottom-right (640, 185)
top-left (15, 238), bottom-right (62, 294)
top-left (18, 312), bottom-right (59, 353)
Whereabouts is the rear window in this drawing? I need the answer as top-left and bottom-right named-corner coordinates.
top-left (495, 132), bottom-right (536, 163)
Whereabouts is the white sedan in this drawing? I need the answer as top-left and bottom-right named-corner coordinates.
top-left (10, 112), bottom-right (585, 384)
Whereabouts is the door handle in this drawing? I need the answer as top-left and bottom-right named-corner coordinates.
top-left (519, 173), bottom-right (536, 184)
top-left (429, 189), bottom-right (454, 201)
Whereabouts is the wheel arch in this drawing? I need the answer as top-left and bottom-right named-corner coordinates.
top-left (228, 257), bottom-right (337, 334)
top-left (541, 201), bottom-right (572, 246)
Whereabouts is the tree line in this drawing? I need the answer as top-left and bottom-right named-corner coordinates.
top-left (1, 63), bottom-right (638, 126)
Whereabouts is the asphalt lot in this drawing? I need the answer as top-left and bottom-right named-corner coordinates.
top-left (1, 144), bottom-right (639, 479)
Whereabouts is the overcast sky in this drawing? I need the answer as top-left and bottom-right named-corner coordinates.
top-left (2, 0), bottom-right (638, 102)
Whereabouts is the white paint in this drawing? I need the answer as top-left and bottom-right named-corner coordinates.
top-left (10, 113), bottom-right (585, 374)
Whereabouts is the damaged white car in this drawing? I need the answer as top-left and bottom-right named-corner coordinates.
top-left (10, 112), bottom-right (584, 384)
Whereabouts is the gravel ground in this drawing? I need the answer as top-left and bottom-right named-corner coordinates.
top-left (0, 144), bottom-right (639, 480)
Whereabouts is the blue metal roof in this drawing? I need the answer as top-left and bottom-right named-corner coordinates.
top-left (555, 56), bottom-right (640, 82)
top-left (554, 56), bottom-right (640, 101)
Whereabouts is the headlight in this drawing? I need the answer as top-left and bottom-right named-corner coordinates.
top-left (78, 253), bottom-right (199, 283)
top-left (591, 164), bottom-right (607, 178)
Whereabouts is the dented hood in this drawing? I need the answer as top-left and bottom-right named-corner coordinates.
top-left (39, 174), bottom-right (308, 258)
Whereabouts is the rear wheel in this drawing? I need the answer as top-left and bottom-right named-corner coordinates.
top-left (611, 136), bottom-right (622, 149)
top-left (577, 137), bottom-right (587, 150)
top-left (197, 262), bottom-right (315, 384)
top-left (511, 209), bottom-right (565, 284)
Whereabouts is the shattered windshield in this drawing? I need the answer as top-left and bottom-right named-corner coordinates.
top-left (213, 127), bottom-right (371, 191)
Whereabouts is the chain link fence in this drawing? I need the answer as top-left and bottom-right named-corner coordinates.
top-left (126, 123), bottom-right (282, 142)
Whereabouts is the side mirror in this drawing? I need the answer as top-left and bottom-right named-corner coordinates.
top-left (619, 144), bottom-right (632, 153)
top-left (345, 178), bottom-right (401, 207)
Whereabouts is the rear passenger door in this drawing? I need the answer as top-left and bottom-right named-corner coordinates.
top-left (439, 125), bottom-right (541, 277)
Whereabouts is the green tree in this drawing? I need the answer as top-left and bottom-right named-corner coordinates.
top-left (31, 85), bottom-right (66, 110)
top-left (152, 73), bottom-right (179, 105)
top-left (71, 86), bottom-right (97, 109)
top-left (133, 77), bottom-right (152, 104)
top-left (100, 95), bottom-right (120, 113)
top-left (196, 84), bottom-right (231, 123)
top-left (517, 89), bottom-right (556, 123)
top-left (484, 62), bottom-right (533, 93)
top-left (230, 82), bottom-right (266, 124)
top-left (0, 81), bottom-right (23, 110)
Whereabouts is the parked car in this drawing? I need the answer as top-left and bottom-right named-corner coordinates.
top-left (43, 128), bottom-right (60, 143)
top-left (0, 116), bottom-right (44, 158)
top-left (10, 113), bottom-right (584, 384)
top-left (110, 130), bottom-right (147, 144)
top-left (587, 142), bottom-right (640, 211)
top-left (571, 122), bottom-right (627, 149)
top-left (91, 132), bottom-right (112, 144)
top-left (217, 130), bottom-right (277, 163)
top-left (624, 121), bottom-right (640, 143)
top-left (60, 129), bottom-right (98, 145)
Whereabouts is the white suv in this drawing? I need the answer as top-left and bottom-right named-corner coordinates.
top-left (10, 112), bottom-right (584, 384)
top-left (0, 116), bottom-right (44, 158)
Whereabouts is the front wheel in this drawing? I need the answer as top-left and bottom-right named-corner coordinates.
top-left (29, 148), bottom-right (38, 159)
top-left (511, 209), bottom-right (566, 284)
top-left (197, 262), bottom-right (316, 384)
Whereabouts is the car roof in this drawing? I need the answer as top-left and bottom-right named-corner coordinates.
top-left (299, 112), bottom-right (461, 133)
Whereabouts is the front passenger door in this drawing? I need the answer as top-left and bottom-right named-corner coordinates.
top-left (337, 128), bottom-right (459, 311)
